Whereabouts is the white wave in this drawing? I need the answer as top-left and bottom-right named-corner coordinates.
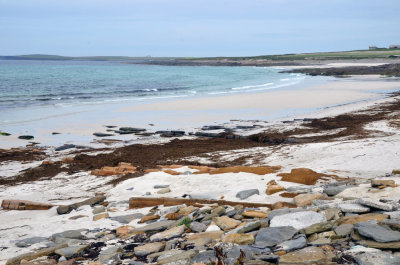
top-left (231, 82), bottom-right (274, 90)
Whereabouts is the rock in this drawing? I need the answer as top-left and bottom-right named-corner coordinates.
top-left (18, 135), bottom-right (34, 140)
top-left (299, 221), bottom-right (333, 235)
top-left (236, 189), bottom-right (259, 200)
top-left (347, 246), bottom-right (400, 265)
top-left (165, 212), bottom-right (181, 220)
top-left (206, 224), bottom-right (221, 232)
top-left (286, 186), bottom-right (313, 194)
top-left (392, 169), bottom-right (400, 175)
top-left (93, 212), bottom-right (109, 221)
top-left (154, 185), bottom-right (170, 189)
top-left (354, 222), bottom-right (400, 242)
top-left (266, 180), bottom-right (285, 195)
top-left (270, 211), bottom-right (326, 230)
top-left (254, 226), bottom-right (298, 248)
top-left (187, 231), bottom-right (224, 242)
top-left (5, 244), bottom-right (68, 265)
top-left (334, 223), bottom-right (353, 236)
top-left (139, 215), bottom-right (160, 223)
top-left (278, 246), bottom-right (334, 264)
top-left (337, 213), bottom-right (388, 225)
top-left (324, 185), bottom-right (356, 196)
top-left (92, 206), bottom-right (105, 214)
top-left (381, 219), bottom-right (400, 231)
top-left (357, 239), bottom-right (400, 249)
top-left (278, 168), bottom-right (334, 185)
top-left (91, 162), bottom-right (136, 176)
top-left (208, 243), bottom-right (254, 265)
top-left (57, 195), bottom-right (106, 215)
top-left (132, 220), bottom-right (176, 233)
top-left (214, 216), bottom-right (241, 231)
top-left (157, 249), bottom-right (198, 264)
top-left (150, 225), bottom-right (185, 241)
top-left (55, 144), bottom-right (76, 151)
top-left (15, 237), bottom-right (48, 248)
top-left (93, 132), bottom-right (113, 137)
top-left (190, 222), bottom-right (207, 233)
top-left (309, 237), bottom-right (331, 246)
top-left (358, 198), bottom-right (393, 211)
top-left (276, 236), bottom-right (307, 251)
top-left (293, 194), bottom-right (323, 207)
top-left (227, 221), bottom-right (261, 235)
top-left (134, 242), bottom-right (165, 256)
top-left (242, 210), bottom-right (268, 218)
top-left (55, 245), bottom-right (89, 258)
top-left (1, 199), bottom-right (54, 210)
top-left (191, 250), bottom-right (216, 264)
top-left (267, 208), bottom-right (304, 221)
top-left (157, 187), bottom-right (171, 194)
top-left (116, 225), bottom-right (134, 237)
top-left (222, 233), bottom-right (255, 245)
top-left (371, 179), bottom-right (396, 188)
top-left (20, 258), bottom-right (58, 265)
top-left (97, 246), bottom-right (123, 264)
top-left (50, 230), bottom-right (83, 241)
top-left (339, 203), bottom-right (370, 213)
top-left (178, 206), bottom-right (198, 215)
top-left (110, 213), bottom-right (144, 224)
top-left (322, 208), bottom-right (340, 221)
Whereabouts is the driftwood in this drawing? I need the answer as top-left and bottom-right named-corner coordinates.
top-left (129, 197), bottom-right (272, 209)
top-left (1, 200), bottom-right (54, 210)
top-left (57, 195), bottom-right (106, 214)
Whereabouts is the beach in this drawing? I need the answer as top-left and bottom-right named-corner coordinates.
top-left (1, 62), bottom-right (400, 264)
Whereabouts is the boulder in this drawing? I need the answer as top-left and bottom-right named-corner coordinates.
top-left (190, 222), bottom-right (207, 233)
top-left (254, 226), bottom-right (298, 248)
top-left (270, 211), bottom-right (326, 230)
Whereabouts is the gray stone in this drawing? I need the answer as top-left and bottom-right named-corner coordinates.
top-left (324, 185), bottom-right (356, 196)
top-left (347, 248), bottom-right (400, 265)
top-left (190, 222), bottom-right (207, 233)
top-left (358, 198), bottom-right (393, 211)
top-left (98, 246), bottom-right (123, 264)
top-left (254, 226), bottom-right (298, 248)
top-left (191, 250), bottom-right (215, 264)
top-left (299, 221), bottom-right (333, 235)
top-left (156, 249), bottom-right (198, 264)
top-left (269, 211), bottom-right (326, 230)
top-left (154, 185), bottom-right (170, 189)
top-left (50, 230), bottom-right (83, 241)
top-left (57, 195), bottom-right (106, 215)
top-left (92, 206), bottom-right (105, 214)
top-left (309, 237), bottom-right (331, 246)
top-left (135, 242), bottom-right (165, 257)
top-left (267, 208), bottom-right (304, 221)
top-left (14, 237), bottom-right (48, 248)
top-left (55, 245), bottom-right (88, 258)
top-left (255, 254), bottom-right (279, 263)
top-left (150, 225), bottom-right (185, 241)
top-left (286, 186), bottom-right (313, 194)
top-left (334, 224), bottom-right (354, 236)
top-left (354, 222), bottom-right (400, 243)
top-left (110, 213), bottom-right (144, 224)
top-left (276, 236), bottom-right (307, 251)
top-left (226, 221), bottom-right (261, 235)
top-left (339, 203), bottom-right (370, 213)
top-left (214, 243), bottom-right (255, 265)
top-left (132, 220), bottom-right (175, 233)
top-left (235, 189), bottom-right (260, 200)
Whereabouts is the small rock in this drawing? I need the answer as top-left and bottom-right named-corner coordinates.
top-left (266, 181), bottom-right (285, 195)
top-left (134, 242), bottom-right (165, 256)
top-left (154, 185), bottom-right (170, 189)
top-left (157, 187), bottom-right (171, 194)
top-left (150, 225), bottom-right (185, 241)
top-left (276, 236), bottom-right (307, 251)
top-left (110, 213), bottom-right (144, 224)
top-left (371, 179), bottom-right (396, 188)
top-left (214, 216), bottom-right (241, 231)
top-left (337, 213), bottom-right (388, 225)
top-left (92, 206), bottom-right (105, 215)
top-left (279, 246), bottom-right (334, 264)
top-left (222, 233), bottom-right (255, 245)
top-left (227, 221), bottom-right (261, 235)
top-left (15, 237), bottom-right (48, 248)
top-left (339, 203), bottom-right (370, 213)
top-left (190, 222), bottom-right (207, 233)
top-left (93, 212), bottom-right (109, 221)
top-left (139, 215), bottom-right (160, 223)
top-left (18, 135), bottom-right (34, 140)
top-left (358, 198), bottom-right (393, 211)
top-left (293, 193), bottom-right (323, 207)
top-left (299, 221), bottom-right (333, 235)
top-left (236, 189), bottom-right (260, 200)
top-left (334, 224), bottom-right (353, 236)
top-left (132, 220), bottom-right (175, 233)
top-left (51, 230), bottom-right (83, 241)
top-left (242, 210), bottom-right (268, 219)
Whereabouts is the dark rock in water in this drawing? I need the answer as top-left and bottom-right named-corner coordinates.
top-left (236, 125), bottom-right (256, 129)
top-left (0, 131), bottom-right (11, 136)
top-left (254, 226), bottom-right (298, 248)
top-left (15, 237), bottom-right (48, 248)
top-left (195, 131), bottom-right (222, 138)
top-left (115, 130), bottom-right (135, 135)
top-left (236, 189), bottom-right (260, 200)
top-left (110, 213), bottom-right (144, 224)
top-left (51, 132), bottom-right (61, 135)
top-left (303, 118), bottom-right (313, 122)
top-left (18, 135), bottom-right (34, 140)
top-left (119, 127), bottom-right (146, 132)
top-left (105, 125), bottom-right (117, 128)
top-left (57, 195), bottom-right (106, 215)
top-left (201, 125), bottom-right (225, 130)
top-left (93, 132), bottom-right (114, 137)
top-left (55, 144), bottom-right (76, 151)
top-left (156, 130), bottom-right (185, 137)
top-left (354, 222), bottom-right (400, 242)
top-left (282, 120), bottom-right (294, 124)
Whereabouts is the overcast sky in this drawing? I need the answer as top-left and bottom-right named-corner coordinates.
top-left (0, 0), bottom-right (399, 57)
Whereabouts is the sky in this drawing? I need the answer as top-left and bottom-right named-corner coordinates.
top-left (0, 0), bottom-right (399, 57)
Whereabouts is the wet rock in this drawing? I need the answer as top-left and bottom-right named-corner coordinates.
top-left (55, 245), bottom-right (89, 258)
top-left (55, 144), bottom-right (76, 151)
top-left (254, 226), bottom-right (298, 248)
top-left (276, 236), bottom-right (307, 252)
top-left (270, 211), bottom-right (326, 230)
top-left (358, 198), bottom-right (393, 211)
top-left (15, 237), bottom-right (48, 248)
top-left (18, 135), bottom-right (34, 140)
top-left (339, 203), bottom-right (370, 213)
top-left (93, 132), bottom-right (113, 137)
top-left (134, 242), bottom-right (165, 256)
top-left (354, 222), bottom-right (400, 242)
top-left (214, 216), bottom-right (241, 231)
top-left (334, 223), bottom-right (353, 236)
top-left (150, 225), bottom-right (185, 241)
top-left (278, 246), bottom-right (334, 264)
top-left (110, 213), bottom-right (144, 224)
top-left (190, 222), bottom-right (207, 233)
top-left (236, 189), bottom-right (259, 200)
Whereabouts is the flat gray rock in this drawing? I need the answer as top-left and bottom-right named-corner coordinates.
top-left (276, 236), bottom-right (307, 251)
top-left (334, 224), bottom-right (354, 236)
top-left (254, 226), bottom-right (298, 248)
top-left (235, 189), bottom-right (260, 200)
top-left (348, 249), bottom-right (400, 265)
top-left (14, 237), bottom-right (49, 248)
top-left (354, 222), bottom-right (400, 242)
top-left (286, 186), bottom-right (313, 194)
top-left (190, 222), bottom-right (207, 233)
top-left (269, 211), bottom-right (326, 230)
top-left (132, 220), bottom-right (175, 233)
top-left (227, 221), bottom-right (261, 235)
top-left (154, 185), bottom-right (170, 189)
top-left (51, 230), bottom-right (83, 240)
top-left (267, 208), bottom-right (304, 221)
top-left (55, 245), bottom-right (88, 258)
top-left (358, 198), bottom-right (393, 211)
top-left (339, 203), bottom-right (370, 213)
top-left (323, 184), bottom-right (357, 196)
top-left (110, 213), bottom-right (144, 224)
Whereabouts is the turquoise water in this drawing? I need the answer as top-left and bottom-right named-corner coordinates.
top-left (0, 60), bottom-right (305, 111)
